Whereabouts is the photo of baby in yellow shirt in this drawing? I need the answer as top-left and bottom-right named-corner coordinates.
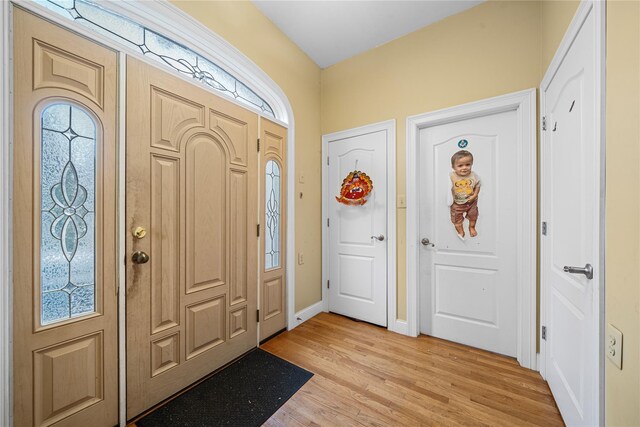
top-left (449, 150), bottom-right (481, 240)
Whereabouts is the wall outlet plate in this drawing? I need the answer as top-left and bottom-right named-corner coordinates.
top-left (606, 323), bottom-right (623, 369)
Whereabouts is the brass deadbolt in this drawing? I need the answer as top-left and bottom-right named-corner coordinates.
top-left (133, 226), bottom-right (147, 239)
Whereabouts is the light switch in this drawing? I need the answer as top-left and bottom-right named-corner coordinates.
top-left (606, 323), bottom-right (623, 369)
top-left (398, 194), bottom-right (406, 208)
top-left (299, 174), bottom-right (305, 184)
top-left (297, 252), bottom-right (304, 265)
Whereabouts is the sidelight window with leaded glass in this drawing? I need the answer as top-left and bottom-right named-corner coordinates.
top-left (265, 160), bottom-right (281, 270)
top-left (40, 103), bottom-right (96, 325)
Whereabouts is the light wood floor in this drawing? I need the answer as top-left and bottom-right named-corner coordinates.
top-left (261, 312), bottom-right (564, 427)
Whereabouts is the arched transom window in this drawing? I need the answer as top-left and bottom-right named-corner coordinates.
top-left (35, 0), bottom-right (276, 117)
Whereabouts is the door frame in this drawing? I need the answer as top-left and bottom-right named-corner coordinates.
top-left (0, 1), bottom-right (296, 425)
top-left (406, 89), bottom-right (537, 369)
top-left (0, 3), bottom-right (10, 426)
top-left (321, 120), bottom-right (399, 332)
top-left (539, 1), bottom-right (605, 423)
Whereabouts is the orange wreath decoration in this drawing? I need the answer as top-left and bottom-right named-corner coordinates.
top-left (335, 170), bottom-right (373, 206)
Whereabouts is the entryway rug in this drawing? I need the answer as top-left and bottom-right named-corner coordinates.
top-left (136, 348), bottom-right (313, 427)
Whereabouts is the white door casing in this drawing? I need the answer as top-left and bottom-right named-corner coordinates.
top-left (540, 2), bottom-right (604, 425)
top-left (1, 1), bottom-right (297, 425)
top-left (407, 89), bottom-right (537, 369)
top-left (322, 120), bottom-right (398, 331)
top-left (419, 110), bottom-right (519, 357)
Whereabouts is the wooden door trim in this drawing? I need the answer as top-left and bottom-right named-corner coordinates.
top-left (0, 2), bottom-right (10, 425)
top-left (539, 1), bottom-right (605, 423)
top-left (321, 119), bottom-right (397, 330)
top-left (406, 89), bottom-right (538, 370)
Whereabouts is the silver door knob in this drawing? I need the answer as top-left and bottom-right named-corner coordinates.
top-left (371, 235), bottom-right (385, 241)
top-left (132, 251), bottom-right (150, 264)
top-left (563, 263), bottom-right (593, 279)
top-left (421, 238), bottom-right (434, 247)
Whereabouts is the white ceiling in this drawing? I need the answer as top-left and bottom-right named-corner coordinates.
top-left (252, 1), bottom-right (483, 69)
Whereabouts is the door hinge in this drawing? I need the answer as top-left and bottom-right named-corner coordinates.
top-left (257, 309), bottom-right (260, 322)
top-left (327, 280), bottom-right (330, 289)
top-left (542, 326), bottom-right (547, 341)
top-left (542, 116), bottom-right (547, 131)
top-left (542, 221), bottom-right (547, 236)
top-left (327, 156), bottom-right (329, 166)
top-left (257, 138), bottom-right (260, 152)
top-left (257, 224), bottom-right (260, 237)
top-left (327, 218), bottom-right (330, 227)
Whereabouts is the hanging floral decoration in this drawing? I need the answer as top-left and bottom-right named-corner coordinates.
top-left (335, 170), bottom-right (374, 206)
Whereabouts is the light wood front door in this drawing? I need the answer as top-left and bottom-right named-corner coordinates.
top-left (125, 57), bottom-right (258, 418)
top-left (259, 118), bottom-right (287, 341)
top-left (12, 8), bottom-right (118, 427)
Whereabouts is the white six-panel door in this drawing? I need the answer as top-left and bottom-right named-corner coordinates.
top-left (418, 111), bottom-right (518, 356)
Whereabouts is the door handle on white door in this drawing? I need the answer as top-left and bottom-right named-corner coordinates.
top-left (371, 235), bottom-right (385, 241)
top-left (421, 238), bottom-right (435, 247)
top-left (563, 263), bottom-right (593, 279)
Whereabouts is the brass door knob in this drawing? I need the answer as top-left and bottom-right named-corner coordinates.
top-left (132, 251), bottom-right (150, 264)
top-left (132, 226), bottom-right (147, 239)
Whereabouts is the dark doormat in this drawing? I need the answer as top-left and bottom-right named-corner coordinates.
top-left (136, 348), bottom-right (313, 427)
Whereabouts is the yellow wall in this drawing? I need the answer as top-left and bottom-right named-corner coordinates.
top-left (321, 1), bottom-right (542, 319)
top-left (171, 1), bottom-right (323, 311)
top-left (605, 1), bottom-right (640, 424)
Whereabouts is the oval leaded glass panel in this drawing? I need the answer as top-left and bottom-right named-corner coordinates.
top-left (265, 160), bottom-right (281, 270)
top-left (41, 103), bottom-right (96, 325)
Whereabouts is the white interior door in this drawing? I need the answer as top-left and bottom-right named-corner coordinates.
top-left (541, 4), bottom-right (600, 425)
top-left (418, 110), bottom-right (518, 357)
top-left (327, 130), bottom-right (387, 326)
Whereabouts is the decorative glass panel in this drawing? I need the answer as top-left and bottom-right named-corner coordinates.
top-left (34, 0), bottom-right (276, 117)
top-left (41, 104), bottom-right (96, 325)
top-left (265, 160), bottom-right (281, 270)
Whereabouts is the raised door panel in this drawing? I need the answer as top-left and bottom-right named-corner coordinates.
top-left (151, 87), bottom-right (205, 152)
top-left (150, 333), bottom-right (180, 377)
top-left (33, 39), bottom-right (105, 109)
top-left (229, 170), bottom-right (248, 306)
top-left (186, 296), bottom-right (226, 359)
top-left (150, 155), bottom-right (180, 334)
top-left (185, 136), bottom-right (226, 293)
top-left (264, 277), bottom-right (283, 320)
top-left (210, 110), bottom-right (249, 166)
top-left (33, 332), bottom-right (103, 427)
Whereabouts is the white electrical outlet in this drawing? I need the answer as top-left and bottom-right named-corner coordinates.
top-left (606, 323), bottom-right (623, 369)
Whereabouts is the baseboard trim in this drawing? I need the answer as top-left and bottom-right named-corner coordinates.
top-left (388, 319), bottom-right (409, 336)
top-left (289, 301), bottom-right (324, 330)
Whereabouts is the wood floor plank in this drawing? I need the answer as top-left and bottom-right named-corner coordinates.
top-left (262, 312), bottom-right (564, 426)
